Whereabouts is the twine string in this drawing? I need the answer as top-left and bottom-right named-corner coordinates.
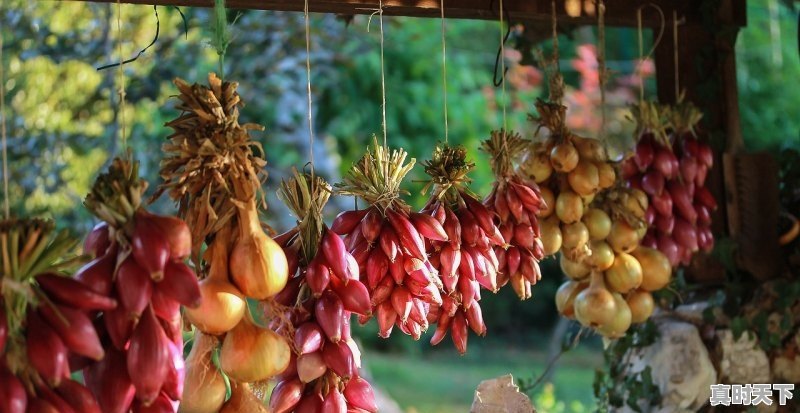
top-left (303, 0), bottom-right (315, 182)
top-left (499, 0), bottom-right (508, 131)
top-left (378, 1), bottom-right (388, 149)
top-left (440, 0), bottom-right (449, 143)
top-left (597, 0), bottom-right (607, 142)
top-left (0, 35), bottom-right (8, 218)
top-left (117, 0), bottom-right (128, 153)
top-left (636, 3), bottom-right (666, 104)
top-left (673, 10), bottom-right (680, 98)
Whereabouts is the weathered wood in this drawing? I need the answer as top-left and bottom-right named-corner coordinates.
top-left (61, 0), bottom-right (746, 27)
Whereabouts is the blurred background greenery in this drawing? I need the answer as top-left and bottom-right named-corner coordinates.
top-left (1, 1), bottom-right (798, 411)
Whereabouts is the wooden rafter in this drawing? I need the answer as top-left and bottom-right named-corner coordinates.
top-left (63, 0), bottom-right (746, 27)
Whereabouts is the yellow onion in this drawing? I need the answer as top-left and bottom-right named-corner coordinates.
top-left (574, 271), bottom-right (617, 328)
top-left (538, 187), bottom-right (556, 218)
top-left (555, 280), bottom-right (588, 318)
top-left (573, 136), bottom-right (607, 162)
top-left (604, 253), bottom-right (643, 293)
top-left (555, 190), bottom-right (584, 224)
top-left (561, 222), bottom-right (589, 250)
top-left (587, 240), bottom-right (614, 271)
top-left (623, 189), bottom-right (648, 219)
top-left (607, 220), bottom-right (640, 254)
top-left (631, 247), bottom-right (672, 291)
top-left (550, 142), bottom-right (580, 172)
top-left (230, 199), bottom-right (289, 299)
top-left (179, 333), bottom-right (227, 413)
top-left (220, 381), bottom-right (269, 413)
top-left (597, 162), bottom-right (616, 189)
top-left (583, 208), bottom-right (611, 240)
top-left (540, 216), bottom-right (563, 256)
top-left (597, 293), bottom-right (632, 338)
top-left (560, 254), bottom-right (590, 281)
top-left (220, 314), bottom-right (291, 383)
top-left (186, 235), bottom-right (247, 335)
top-left (521, 150), bottom-right (553, 183)
top-left (627, 290), bottom-right (655, 323)
top-left (567, 160), bottom-right (600, 196)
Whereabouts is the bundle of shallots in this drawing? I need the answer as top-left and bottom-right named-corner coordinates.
top-left (621, 100), bottom-right (716, 266)
top-left (0, 219), bottom-right (107, 413)
top-left (334, 140), bottom-right (443, 339)
top-left (82, 156), bottom-right (201, 412)
top-left (520, 100), bottom-right (617, 260)
top-left (417, 145), bottom-right (500, 354)
top-left (268, 169), bottom-right (378, 412)
top-left (554, 184), bottom-right (672, 338)
top-left (481, 130), bottom-right (546, 299)
top-left (156, 73), bottom-right (291, 410)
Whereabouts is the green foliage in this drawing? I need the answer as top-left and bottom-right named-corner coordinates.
top-left (593, 321), bottom-right (661, 413)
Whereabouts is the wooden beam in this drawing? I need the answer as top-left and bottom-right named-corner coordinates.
top-left (62, 0), bottom-right (746, 27)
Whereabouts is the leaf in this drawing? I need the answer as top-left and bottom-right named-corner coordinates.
top-left (731, 316), bottom-right (748, 340)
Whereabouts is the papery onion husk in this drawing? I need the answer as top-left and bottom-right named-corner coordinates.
top-left (219, 314), bottom-right (291, 383)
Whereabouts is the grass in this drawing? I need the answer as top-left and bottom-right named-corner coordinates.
top-left (363, 344), bottom-right (601, 413)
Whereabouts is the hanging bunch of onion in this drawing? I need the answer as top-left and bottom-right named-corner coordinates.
top-left (332, 139), bottom-right (443, 339)
top-left (519, 100), bottom-right (617, 261)
top-left (79, 157), bottom-right (201, 413)
top-left (266, 169), bottom-right (377, 413)
top-left (555, 184), bottom-right (671, 338)
top-left (155, 73), bottom-right (291, 411)
top-left (411, 145), bottom-right (500, 355)
top-left (0, 218), bottom-right (111, 413)
top-left (621, 99), bottom-right (716, 267)
top-left (480, 129), bottom-right (546, 300)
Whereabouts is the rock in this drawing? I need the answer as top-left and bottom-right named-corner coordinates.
top-left (716, 329), bottom-right (771, 384)
top-left (672, 301), bottom-right (728, 326)
top-left (621, 320), bottom-right (717, 412)
top-left (471, 375), bottom-right (536, 413)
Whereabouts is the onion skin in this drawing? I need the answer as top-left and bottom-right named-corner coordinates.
top-left (75, 249), bottom-right (117, 296)
top-left (550, 142), bottom-right (580, 173)
top-left (632, 247), bottom-right (672, 291)
top-left (162, 340), bottom-right (186, 401)
top-left (627, 290), bottom-right (655, 323)
top-left (185, 238), bottom-right (246, 335)
top-left (84, 222), bottom-right (111, 258)
top-left (270, 379), bottom-right (304, 413)
top-left (128, 307), bottom-right (170, 405)
top-left (295, 393), bottom-right (324, 413)
top-left (574, 272), bottom-right (617, 328)
top-left (39, 303), bottom-right (105, 361)
top-left (322, 340), bottom-right (356, 378)
top-left (104, 304), bottom-right (135, 350)
top-left (597, 294), bottom-right (632, 338)
top-left (159, 261), bottom-right (202, 308)
top-left (26, 310), bottom-right (69, 387)
top-left (322, 230), bottom-right (352, 283)
top-left (219, 316), bottom-right (291, 383)
top-left (131, 214), bottom-right (171, 281)
top-left (55, 380), bottom-right (101, 413)
top-left (297, 352), bottom-right (327, 383)
top-left (322, 387), bottom-right (348, 413)
top-left (230, 200), bottom-right (289, 300)
top-left (0, 302), bottom-right (6, 352)
top-left (132, 393), bottom-right (174, 413)
top-left (116, 256), bottom-right (154, 320)
top-left (24, 399), bottom-right (59, 413)
top-left (604, 253), bottom-right (643, 293)
top-left (36, 273), bottom-right (117, 311)
top-left (344, 377), bottom-right (379, 413)
top-left (634, 138), bottom-right (654, 171)
top-left (295, 322), bottom-right (324, 355)
top-left (332, 209), bottom-right (369, 235)
top-left (0, 365), bottom-right (28, 413)
top-left (179, 334), bottom-right (226, 413)
top-left (220, 382), bottom-right (269, 413)
top-left (143, 213), bottom-right (192, 260)
top-left (85, 348), bottom-right (136, 413)
top-left (555, 281), bottom-right (586, 319)
top-left (316, 291), bottom-right (345, 342)
top-left (35, 385), bottom-right (76, 413)
top-left (331, 279), bottom-right (371, 316)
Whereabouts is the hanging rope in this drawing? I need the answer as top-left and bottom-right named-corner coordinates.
top-left (499, 0), bottom-right (508, 131)
top-left (116, 0), bottom-right (128, 152)
top-left (378, 0), bottom-right (388, 149)
top-left (548, 0), bottom-right (564, 104)
top-left (304, 0), bottom-right (316, 182)
top-left (0, 35), bottom-right (8, 218)
top-left (597, 0), bottom-right (607, 142)
top-left (440, 0), bottom-right (449, 143)
top-left (673, 10), bottom-right (680, 99)
top-left (636, 4), bottom-right (666, 104)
